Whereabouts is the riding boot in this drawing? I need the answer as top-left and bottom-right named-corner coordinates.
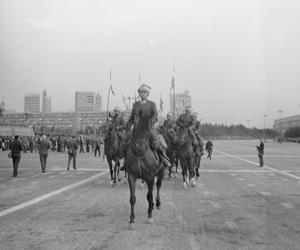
top-left (157, 146), bottom-right (171, 168)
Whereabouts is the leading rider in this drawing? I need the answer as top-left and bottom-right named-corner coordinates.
top-left (120, 84), bottom-right (171, 170)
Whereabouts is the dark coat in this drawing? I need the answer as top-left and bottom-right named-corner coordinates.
top-left (38, 139), bottom-right (50, 155)
top-left (67, 139), bottom-right (78, 154)
top-left (11, 139), bottom-right (22, 158)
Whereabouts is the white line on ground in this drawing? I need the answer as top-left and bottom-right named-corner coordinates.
top-left (259, 191), bottom-right (272, 196)
top-left (213, 155), bottom-right (300, 158)
top-left (210, 201), bottom-right (221, 209)
top-left (246, 183), bottom-right (256, 187)
top-left (199, 169), bottom-right (300, 172)
top-left (215, 149), bottom-right (300, 181)
top-left (0, 170), bottom-right (108, 219)
top-left (282, 203), bottom-right (294, 209)
top-left (225, 221), bottom-right (238, 230)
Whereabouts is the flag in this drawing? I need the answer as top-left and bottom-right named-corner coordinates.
top-left (160, 95), bottom-right (163, 111)
top-left (109, 71), bottom-right (115, 95)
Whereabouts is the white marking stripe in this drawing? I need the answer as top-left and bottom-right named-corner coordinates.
top-left (246, 183), bottom-right (256, 187)
top-left (259, 191), bottom-right (272, 196)
top-left (215, 149), bottom-right (300, 181)
top-left (0, 171), bottom-right (108, 218)
top-left (282, 203), bottom-right (294, 209)
top-left (210, 201), bottom-right (221, 209)
top-left (225, 221), bottom-right (238, 230)
top-left (199, 169), bottom-right (300, 172)
top-left (214, 155), bottom-right (300, 158)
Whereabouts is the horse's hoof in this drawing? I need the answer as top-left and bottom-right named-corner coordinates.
top-left (183, 182), bottom-right (187, 189)
top-left (127, 223), bottom-right (135, 230)
top-left (118, 177), bottom-right (121, 182)
top-left (191, 179), bottom-right (197, 187)
top-left (148, 218), bottom-right (154, 224)
top-left (110, 180), bottom-right (114, 185)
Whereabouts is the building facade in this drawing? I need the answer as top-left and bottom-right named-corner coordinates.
top-left (170, 90), bottom-right (192, 116)
top-left (74, 91), bottom-right (102, 129)
top-left (42, 90), bottom-right (51, 113)
top-left (273, 114), bottom-right (300, 136)
top-left (0, 111), bottom-right (107, 132)
top-left (24, 94), bottom-right (40, 113)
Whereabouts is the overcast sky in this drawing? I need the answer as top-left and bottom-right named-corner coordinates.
top-left (1, 0), bottom-right (300, 128)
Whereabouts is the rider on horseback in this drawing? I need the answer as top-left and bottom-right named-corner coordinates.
top-left (120, 84), bottom-right (171, 170)
top-left (108, 107), bottom-right (126, 140)
top-left (175, 105), bottom-right (199, 150)
top-left (192, 112), bottom-right (205, 156)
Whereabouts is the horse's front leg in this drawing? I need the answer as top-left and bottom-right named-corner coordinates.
top-left (128, 173), bottom-right (137, 229)
top-left (146, 178), bottom-right (154, 223)
top-left (189, 155), bottom-right (197, 187)
top-left (107, 158), bottom-right (113, 181)
top-left (156, 169), bottom-right (163, 209)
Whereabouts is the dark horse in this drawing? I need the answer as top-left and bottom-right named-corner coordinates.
top-left (161, 128), bottom-right (179, 179)
top-left (124, 117), bottom-right (164, 229)
top-left (175, 126), bottom-right (197, 188)
top-left (104, 127), bottom-right (121, 185)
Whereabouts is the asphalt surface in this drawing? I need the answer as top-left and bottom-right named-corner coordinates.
top-left (0, 140), bottom-right (299, 250)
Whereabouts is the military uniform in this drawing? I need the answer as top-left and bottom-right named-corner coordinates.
top-left (193, 121), bottom-right (204, 155)
top-left (163, 118), bottom-right (175, 131)
top-left (176, 112), bottom-right (198, 145)
top-left (127, 100), bottom-right (158, 147)
top-left (109, 113), bottom-right (126, 139)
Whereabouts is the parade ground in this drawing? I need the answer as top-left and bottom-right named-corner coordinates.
top-left (0, 140), bottom-right (299, 250)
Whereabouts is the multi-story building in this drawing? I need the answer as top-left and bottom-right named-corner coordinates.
top-left (0, 111), bottom-right (107, 133)
top-left (0, 99), bottom-right (5, 117)
top-left (24, 94), bottom-right (40, 113)
top-left (74, 91), bottom-right (102, 129)
top-left (273, 114), bottom-right (300, 136)
top-left (42, 90), bottom-right (51, 113)
top-left (170, 90), bottom-right (192, 116)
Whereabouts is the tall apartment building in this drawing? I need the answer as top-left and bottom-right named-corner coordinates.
top-left (24, 94), bottom-right (40, 113)
top-left (170, 90), bottom-right (192, 116)
top-left (42, 90), bottom-right (51, 113)
top-left (74, 91), bottom-right (102, 129)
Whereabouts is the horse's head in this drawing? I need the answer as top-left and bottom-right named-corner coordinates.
top-left (106, 127), bottom-right (119, 149)
top-left (176, 126), bottom-right (189, 146)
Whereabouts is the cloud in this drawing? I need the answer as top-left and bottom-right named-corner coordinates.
top-left (26, 17), bottom-right (62, 30)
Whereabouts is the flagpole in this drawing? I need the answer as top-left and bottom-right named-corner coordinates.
top-left (106, 70), bottom-right (111, 121)
top-left (172, 67), bottom-right (176, 119)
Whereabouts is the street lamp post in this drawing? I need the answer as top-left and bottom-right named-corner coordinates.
top-left (263, 114), bottom-right (267, 139)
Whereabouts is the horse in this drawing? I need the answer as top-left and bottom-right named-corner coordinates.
top-left (161, 128), bottom-right (179, 179)
top-left (104, 127), bottom-right (121, 185)
top-left (124, 116), bottom-right (164, 229)
top-left (175, 126), bottom-right (197, 188)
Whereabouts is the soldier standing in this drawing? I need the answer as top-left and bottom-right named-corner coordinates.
top-left (10, 135), bottom-right (23, 177)
top-left (205, 138), bottom-right (213, 160)
top-left (256, 139), bottom-right (264, 167)
top-left (67, 136), bottom-right (78, 170)
top-left (37, 135), bottom-right (50, 173)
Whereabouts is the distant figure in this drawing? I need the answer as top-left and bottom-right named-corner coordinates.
top-left (79, 136), bottom-right (84, 153)
top-left (10, 135), bottom-right (23, 177)
top-left (256, 139), bottom-right (264, 167)
top-left (38, 135), bottom-right (50, 173)
top-left (67, 136), bottom-right (78, 170)
top-left (205, 138), bottom-right (213, 160)
top-left (94, 137), bottom-right (101, 157)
